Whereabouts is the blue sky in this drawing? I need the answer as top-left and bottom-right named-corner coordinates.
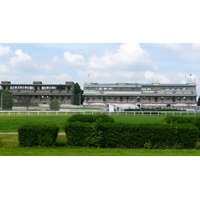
top-left (0, 43), bottom-right (199, 95)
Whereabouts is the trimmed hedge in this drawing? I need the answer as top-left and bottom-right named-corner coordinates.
top-left (65, 122), bottom-right (199, 149)
top-left (64, 123), bottom-right (94, 147)
top-left (67, 114), bottom-right (114, 123)
top-left (192, 117), bottom-right (200, 129)
top-left (163, 116), bottom-right (196, 124)
top-left (18, 123), bottom-right (59, 147)
top-left (95, 123), bottom-right (199, 149)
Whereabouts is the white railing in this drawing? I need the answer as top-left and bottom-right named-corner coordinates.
top-left (0, 110), bottom-right (200, 116)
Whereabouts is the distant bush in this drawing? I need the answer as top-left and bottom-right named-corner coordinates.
top-left (67, 114), bottom-right (114, 123)
top-left (65, 122), bottom-right (198, 149)
top-left (50, 100), bottom-right (60, 111)
top-left (18, 123), bottom-right (59, 147)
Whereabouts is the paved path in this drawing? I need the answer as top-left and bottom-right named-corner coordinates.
top-left (0, 132), bottom-right (65, 135)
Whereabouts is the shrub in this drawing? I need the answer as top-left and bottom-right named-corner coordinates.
top-left (64, 122), bottom-right (94, 147)
top-left (172, 124), bottom-right (199, 149)
top-left (65, 122), bottom-right (199, 149)
top-left (163, 116), bottom-right (196, 124)
top-left (193, 117), bottom-right (200, 129)
top-left (95, 123), bottom-right (174, 149)
top-left (50, 100), bottom-right (60, 111)
top-left (18, 123), bottom-right (59, 147)
top-left (67, 114), bottom-right (114, 123)
top-left (195, 142), bottom-right (200, 149)
top-left (144, 142), bottom-right (153, 149)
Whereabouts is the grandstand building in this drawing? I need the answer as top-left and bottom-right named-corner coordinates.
top-left (83, 80), bottom-right (198, 108)
top-left (0, 81), bottom-right (74, 105)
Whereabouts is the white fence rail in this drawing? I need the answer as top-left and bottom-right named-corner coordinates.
top-left (0, 111), bottom-right (200, 116)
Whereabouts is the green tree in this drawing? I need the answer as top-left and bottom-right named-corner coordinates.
top-left (50, 100), bottom-right (60, 111)
top-left (197, 96), bottom-right (200, 106)
top-left (73, 82), bottom-right (83, 105)
top-left (20, 93), bottom-right (33, 110)
top-left (0, 91), bottom-right (14, 110)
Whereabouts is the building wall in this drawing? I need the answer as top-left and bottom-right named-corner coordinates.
top-left (0, 81), bottom-right (75, 105)
top-left (83, 81), bottom-right (197, 108)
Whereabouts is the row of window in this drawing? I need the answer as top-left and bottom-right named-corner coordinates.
top-left (6, 86), bottom-right (72, 90)
top-left (14, 96), bottom-right (71, 99)
top-left (85, 96), bottom-right (195, 102)
top-left (84, 86), bottom-right (195, 91)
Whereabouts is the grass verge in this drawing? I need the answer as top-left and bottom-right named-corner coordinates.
top-left (1, 134), bottom-right (200, 156)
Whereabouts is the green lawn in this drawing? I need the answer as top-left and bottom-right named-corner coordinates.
top-left (0, 114), bottom-right (199, 156)
top-left (0, 114), bottom-right (167, 132)
top-left (1, 134), bottom-right (200, 156)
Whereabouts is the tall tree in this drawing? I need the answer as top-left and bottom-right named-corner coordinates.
top-left (73, 83), bottom-right (83, 105)
top-left (50, 100), bottom-right (60, 110)
top-left (0, 91), bottom-right (14, 110)
top-left (197, 96), bottom-right (200, 106)
top-left (20, 93), bottom-right (33, 110)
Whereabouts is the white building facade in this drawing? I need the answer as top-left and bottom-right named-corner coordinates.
top-left (83, 81), bottom-right (198, 109)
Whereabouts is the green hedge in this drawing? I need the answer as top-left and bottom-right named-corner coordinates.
top-left (65, 122), bottom-right (199, 149)
top-left (192, 117), bottom-right (200, 129)
top-left (67, 114), bottom-right (114, 123)
top-left (64, 123), bottom-right (94, 147)
top-left (18, 123), bottom-right (59, 147)
top-left (163, 116), bottom-right (196, 124)
top-left (96, 123), bottom-right (198, 149)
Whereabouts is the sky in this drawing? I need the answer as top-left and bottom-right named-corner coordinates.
top-left (0, 43), bottom-right (199, 95)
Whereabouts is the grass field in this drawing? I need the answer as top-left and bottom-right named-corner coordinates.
top-left (1, 114), bottom-right (200, 156)
top-left (0, 114), bottom-right (167, 132)
top-left (1, 134), bottom-right (200, 156)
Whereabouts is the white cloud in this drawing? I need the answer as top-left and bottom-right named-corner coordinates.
top-left (156, 43), bottom-right (182, 52)
top-left (64, 52), bottom-right (85, 66)
top-left (87, 43), bottom-right (156, 70)
top-left (192, 43), bottom-right (200, 49)
top-left (177, 73), bottom-right (197, 84)
top-left (54, 73), bottom-right (72, 81)
top-left (0, 45), bottom-right (12, 57)
top-left (77, 70), bottom-right (112, 79)
top-left (41, 64), bottom-right (54, 73)
top-left (0, 64), bottom-right (9, 73)
top-left (144, 71), bottom-right (171, 83)
top-left (31, 73), bottom-right (72, 83)
top-left (156, 43), bottom-right (200, 62)
top-left (61, 43), bottom-right (156, 72)
top-left (73, 44), bottom-right (158, 83)
top-left (9, 49), bottom-right (32, 66)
